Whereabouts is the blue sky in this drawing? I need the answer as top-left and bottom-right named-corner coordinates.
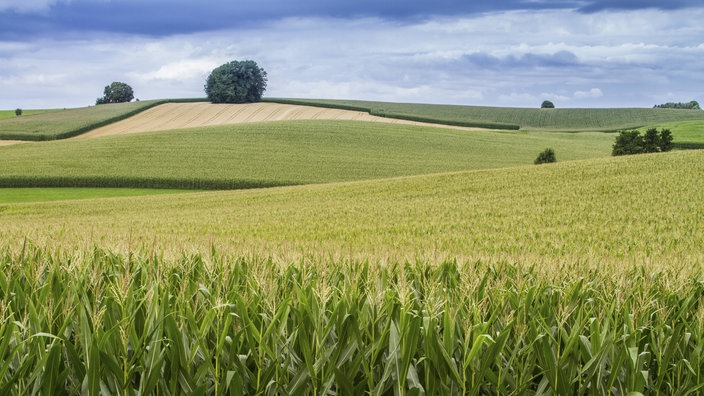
top-left (1, 0), bottom-right (702, 109)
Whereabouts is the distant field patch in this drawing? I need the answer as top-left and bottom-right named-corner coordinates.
top-left (0, 188), bottom-right (192, 204)
top-left (0, 99), bottom-right (202, 141)
top-left (79, 102), bottom-right (490, 138)
top-left (0, 109), bottom-right (55, 119)
top-left (268, 98), bottom-right (704, 131)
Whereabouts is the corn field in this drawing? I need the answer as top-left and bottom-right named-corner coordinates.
top-left (2, 245), bottom-right (703, 394)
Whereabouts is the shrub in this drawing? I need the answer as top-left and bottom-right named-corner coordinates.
top-left (205, 60), bottom-right (267, 103)
top-left (15, 108), bottom-right (22, 116)
top-left (541, 100), bottom-right (555, 109)
top-left (534, 148), bottom-right (556, 164)
top-left (612, 128), bottom-right (674, 156)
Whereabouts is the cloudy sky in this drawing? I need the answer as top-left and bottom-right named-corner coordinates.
top-left (1, 0), bottom-right (702, 109)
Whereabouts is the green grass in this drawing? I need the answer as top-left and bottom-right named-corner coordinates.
top-left (267, 98), bottom-right (704, 131)
top-left (0, 109), bottom-right (55, 119)
top-left (647, 120), bottom-right (704, 150)
top-left (0, 188), bottom-right (192, 204)
top-left (0, 99), bottom-right (206, 141)
top-left (0, 120), bottom-right (614, 189)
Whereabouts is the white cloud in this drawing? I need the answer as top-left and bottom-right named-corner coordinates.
top-left (133, 59), bottom-right (219, 82)
top-left (574, 88), bottom-right (603, 99)
top-left (1, 7), bottom-right (703, 109)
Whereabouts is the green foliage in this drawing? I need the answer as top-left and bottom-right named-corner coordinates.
top-left (205, 60), bottom-right (267, 103)
top-left (96, 82), bottom-right (134, 105)
top-left (0, 120), bottom-right (613, 189)
top-left (654, 100), bottom-right (701, 110)
top-left (265, 98), bottom-right (704, 131)
top-left (541, 100), bottom-right (555, 108)
top-left (612, 128), bottom-right (674, 156)
top-left (14, 108), bottom-right (22, 116)
top-left (534, 148), bottom-right (556, 164)
top-left (1, 247), bottom-right (704, 394)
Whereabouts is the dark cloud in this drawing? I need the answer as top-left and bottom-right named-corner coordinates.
top-left (1, 0), bottom-right (700, 38)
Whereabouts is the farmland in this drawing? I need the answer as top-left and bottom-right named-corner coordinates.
top-left (0, 109), bottom-right (55, 119)
top-left (1, 98), bottom-right (704, 393)
top-left (268, 98), bottom-right (704, 131)
top-left (0, 119), bottom-right (613, 189)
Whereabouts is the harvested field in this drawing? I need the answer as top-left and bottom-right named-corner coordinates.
top-left (78, 102), bottom-right (481, 138)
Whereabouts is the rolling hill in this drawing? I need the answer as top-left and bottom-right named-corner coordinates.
top-left (0, 119), bottom-right (613, 189)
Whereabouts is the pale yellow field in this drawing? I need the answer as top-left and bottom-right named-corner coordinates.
top-left (78, 102), bottom-right (479, 138)
top-left (0, 140), bottom-right (25, 146)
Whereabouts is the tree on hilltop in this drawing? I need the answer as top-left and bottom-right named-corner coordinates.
top-left (205, 60), bottom-right (267, 103)
top-left (653, 100), bottom-right (700, 110)
top-left (96, 82), bottom-right (134, 105)
top-left (541, 100), bottom-right (555, 109)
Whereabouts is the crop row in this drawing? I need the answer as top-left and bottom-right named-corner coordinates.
top-left (1, 246), bottom-right (703, 394)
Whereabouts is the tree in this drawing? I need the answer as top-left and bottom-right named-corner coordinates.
top-left (612, 128), bottom-right (674, 156)
top-left (541, 100), bottom-right (555, 109)
top-left (642, 128), bottom-right (660, 153)
top-left (534, 148), bottom-right (557, 164)
top-left (205, 60), bottom-right (267, 103)
top-left (15, 108), bottom-right (22, 116)
top-left (96, 82), bottom-right (134, 105)
top-left (659, 128), bottom-right (673, 152)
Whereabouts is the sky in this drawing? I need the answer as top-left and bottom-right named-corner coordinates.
top-left (0, 0), bottom-right (702, 109)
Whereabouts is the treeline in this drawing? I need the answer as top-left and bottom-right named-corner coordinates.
top-left (653, 100), bottom-right (700, 110)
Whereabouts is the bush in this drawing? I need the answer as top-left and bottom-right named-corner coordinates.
top-left (15, 108), bottom-right (22, 116)
top-left (612, 128), bottom-right (674, 156)
top-left (534, 148), bottom-right (557, 164)
top-left (205, 60), bottom-right (267, 103)
top-left (541, 100), bottom-right (555, 109)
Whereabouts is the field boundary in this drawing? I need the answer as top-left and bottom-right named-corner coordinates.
top-left (0, 175), bottom-right (296, 190)
top-left (263, 98), bottom-right (522, 130)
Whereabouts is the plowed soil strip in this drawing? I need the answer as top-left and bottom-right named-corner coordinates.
top-left (78, 102), bottom-right (481, 139)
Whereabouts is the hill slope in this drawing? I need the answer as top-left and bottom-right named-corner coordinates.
top-left (270, 98), bottom-right (704, 130)
top-left (2, 149), bottom-right (701, 263)
top-left (0, 120), bottom-right (612, 189)
top-left (79, 102), bottom-right (487, 139)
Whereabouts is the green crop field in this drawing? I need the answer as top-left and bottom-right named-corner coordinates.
top-left (0, 119), bottom-right (614, 189)
top-left (0, 109), bottom-right (55, 119)
top-left (267, 98), bottom-right (704, 131)
top-left (1, 150), bottom-right (704, 393)
top-left (0, 188), bottom-right (192, 204)
top-left (1, 96), bottom-right (704, 393)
